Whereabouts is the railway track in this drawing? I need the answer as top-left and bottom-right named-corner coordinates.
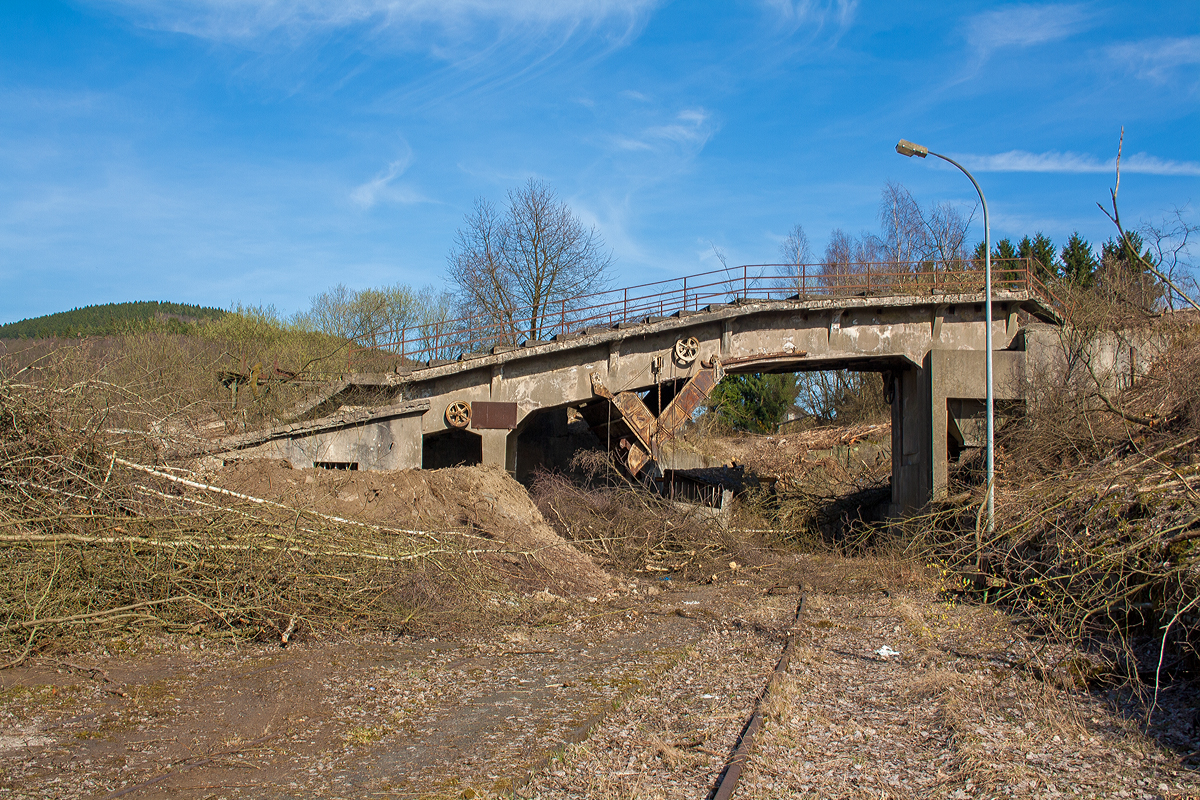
top-left (708, 595), bottom-right (805, 800)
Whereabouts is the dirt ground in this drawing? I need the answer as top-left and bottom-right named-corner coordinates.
top-left (3, 551), bottom-right (1198, 800)
top-left (3, 459), bottom-right (1199, 799)
top-left (203, 461), bottom-right (613, 597)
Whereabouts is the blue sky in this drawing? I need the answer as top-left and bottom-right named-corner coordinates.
top-left (2, 0), bottom-right (1198, 324)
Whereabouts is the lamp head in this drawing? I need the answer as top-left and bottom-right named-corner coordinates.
top-left (896, 139), bottom-right (929, 158)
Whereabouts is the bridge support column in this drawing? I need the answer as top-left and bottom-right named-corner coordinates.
top-left (889, 349), bottom-right (1028, 515)
top-left (928, 348), bottom-right (1026, 500)
top-left (890, 362), bottom-right (931, 516)
top-left (480, 429), bottom-right (516, 474)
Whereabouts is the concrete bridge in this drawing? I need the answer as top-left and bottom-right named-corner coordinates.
top-left (213, 262), bottom-right (1063, 514)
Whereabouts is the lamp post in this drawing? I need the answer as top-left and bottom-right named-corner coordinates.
top-left (895, 139), bottom-right (994, 534)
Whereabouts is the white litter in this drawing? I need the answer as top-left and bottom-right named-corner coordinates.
top-left (875, 645), bottom-right (900, 659)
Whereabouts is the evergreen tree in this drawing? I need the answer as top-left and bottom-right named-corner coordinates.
top-left (708, 373), bottom-right (801, 433)
top-left (1017, 232), bottom-right (1058, 282)
top-left (1097, 231), bottom-right (1161, 310)
top-left (993, 238), bottom-right (1019, 282)
top-left (1060, 232), bottom-right (1098, 287)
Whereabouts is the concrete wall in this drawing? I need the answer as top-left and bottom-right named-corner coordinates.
top-left (217, 410), bottom-right (423, 470)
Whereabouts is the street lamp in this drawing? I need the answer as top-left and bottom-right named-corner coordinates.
top-left (895, 138), bottom-right (994, 534)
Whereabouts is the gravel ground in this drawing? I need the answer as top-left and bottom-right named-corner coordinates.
top-left (522, 583), bottom-right (1200, 800)
top-left (521, 592), bottom-right (793, 799)
top-left (734, 590), bottom-right (1200, 799)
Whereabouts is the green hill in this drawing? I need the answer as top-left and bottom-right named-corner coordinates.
top-left (0, 301), bottom-right (229, 339)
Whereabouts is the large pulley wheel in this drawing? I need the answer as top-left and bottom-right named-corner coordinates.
top-left (445, 401), bottom-right (471, 428)
top-left (674, 336), bottom-right (700, 365)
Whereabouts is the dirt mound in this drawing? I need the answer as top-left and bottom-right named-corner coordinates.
top-left (206, 461), bottom-right (613, 597)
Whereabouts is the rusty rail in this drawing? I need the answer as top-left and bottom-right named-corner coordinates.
top-left (348, 259), bottom-right (1061, 370)
top-left (709, 595), bottom-right (806, 800)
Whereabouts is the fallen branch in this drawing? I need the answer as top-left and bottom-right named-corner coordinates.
top-left (0, 597), bottom-right (192, 634)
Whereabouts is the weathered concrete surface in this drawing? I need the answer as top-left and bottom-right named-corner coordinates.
top-left (213, 289), bottom-right (1062, 513)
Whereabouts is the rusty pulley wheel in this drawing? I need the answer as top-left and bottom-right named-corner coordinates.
top-left (674, 336), bottom-right (699, 365)
top-left (445, 401), bottom-right (471, 428)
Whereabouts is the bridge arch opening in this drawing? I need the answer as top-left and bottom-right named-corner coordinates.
top-left (422, 428), bottom-right (482, 470)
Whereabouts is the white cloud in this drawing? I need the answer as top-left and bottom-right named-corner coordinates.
top-left (964, 3), bottom-right (1091, 55)
top-left (611, 137), bottom-right (654, 152)
top-left (952, 149), bottom-right (1200, 177)
top-left (760, 0), bottom-right (857, 30)
top-left (644, 108), bottom-right (715, 147)
top-left (89, 0), bottom-right (660, 43)
top-left (607, 107), bottom-right (717, 157)
top-left (350, 146), bottom-right (431, 208)
top-left (1107, 36), bottom-right (1200, 83)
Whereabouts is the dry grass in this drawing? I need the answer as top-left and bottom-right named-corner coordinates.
top-left (898, 314), bottom-right (1200, 698)
top-left (0, 364), bottom-right (503, 663)
top-left (530, 455), bottom-right (766, 581)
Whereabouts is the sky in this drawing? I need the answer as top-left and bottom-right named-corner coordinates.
top-left (1, 0), bottom-right (1198, 324)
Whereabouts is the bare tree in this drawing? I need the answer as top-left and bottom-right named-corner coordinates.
top-left (1141, 207), bottom-right (1199, 312)
top-left (876, 181), bottom-right (973, 269)
top-left (448, 179), bottom-right (613, 343)
top-left (821, 228), bottom-right (858, 287)
top-left (776, 223), bottom-right (814, 292)
top-left (1098, 129), bottom-right (1200, 314)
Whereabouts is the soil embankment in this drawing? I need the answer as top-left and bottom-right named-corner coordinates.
top-left (207, 461), bottom-right (612, 598)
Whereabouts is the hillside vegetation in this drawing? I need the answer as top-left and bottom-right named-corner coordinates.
top-left (0, 301), bottom-right (229, 339)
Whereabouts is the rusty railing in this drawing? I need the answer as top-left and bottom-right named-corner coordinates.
top-left (348, 258), bottom-right (1060, 370)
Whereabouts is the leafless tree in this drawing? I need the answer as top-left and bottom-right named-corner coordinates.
top-left (1140, 207), bottom-right (1199, 312)
top-left (821, 228), bottom-right (883, 288)
top-left (448, 179), bottom-right (613, 343)
top-left (1097, 130), bottom-right (1199, 314)
top-left (776, 223), bottom-right (814, 292)
top-left (296, 283), bottom-right (422, 345)
top-left (876, 181), bottom-right (974, 269)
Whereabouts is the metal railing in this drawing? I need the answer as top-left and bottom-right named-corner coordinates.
top-left (348, 258), bottom-right (1060, 370)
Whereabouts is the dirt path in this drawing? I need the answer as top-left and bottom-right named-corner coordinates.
top-left (0, 580), bottom-right (775, 799)
top-left (4, 562), bottom-right (1198, 800)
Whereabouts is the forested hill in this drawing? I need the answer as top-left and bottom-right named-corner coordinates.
top-left (0, 301), bottom-right (228, 339)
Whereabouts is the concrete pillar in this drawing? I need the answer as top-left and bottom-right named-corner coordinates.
top-left (480, 429), bottom-right (516, 474)
top-left (890, 361), bottom-right (931, 515)
top-left (928, 348), bottom-right (1027, 500)
top-left (480, 429), bottom-right (506, 468)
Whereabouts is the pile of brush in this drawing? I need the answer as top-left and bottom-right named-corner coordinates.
top-left (910, 316), bottom-right (1200, 674)
top-left (0, 373), bottom-right (487, 664)
top-left (530, 453), bottom-right (757, 581)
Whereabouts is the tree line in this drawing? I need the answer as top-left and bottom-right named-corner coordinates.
top-left (0, 301), bottom-right (229, 339)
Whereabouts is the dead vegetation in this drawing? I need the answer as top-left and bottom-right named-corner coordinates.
top-left (704, 423), bottom-right (893, 549)
top-left (1, 312), bottom-right (354, 440)
top-left (905, 311), bottom-right (1200, 702)
top-left (530, 452), bottom-right (765, 582)
top-left (0, 357), bottom-right (561, 665)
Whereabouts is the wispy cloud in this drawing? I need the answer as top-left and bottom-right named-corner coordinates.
top-left (90, 0), bottom-right (660, 44)
top-left (953, 149), bottom-right (1200, 177)
top-left (964, 3), bottom-right (1091, 56)
top-left (1107, 36), bottom-right (1200, 83)
top-left (645, 108), bottom-right (714, 146)
top-left (606, 107), bottom-right (718, 155)
top-left (350, 145), bottom-right (431, 208)
top-left (759, 0), bottom-right (857, 30)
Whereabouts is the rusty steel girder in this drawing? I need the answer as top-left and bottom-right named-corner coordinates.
top-left (655, 362), bottom-right (723, 443)
top-left (589, 361), bottom-right (723, 475)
